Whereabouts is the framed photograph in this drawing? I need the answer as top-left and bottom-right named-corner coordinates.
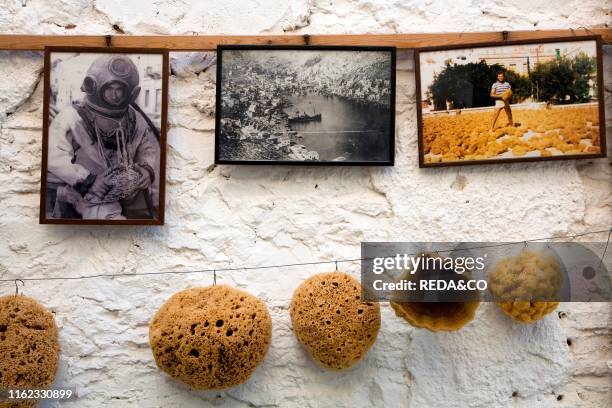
top-left (215, 45), bottom-right (396, 165)
top-left (40, 47), bottom-right (168, 225)
top-left (416, 35), bottom-right (606, 167)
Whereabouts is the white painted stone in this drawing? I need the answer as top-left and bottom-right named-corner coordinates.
top-left (0, 51), bottom-right (43, 118)
top-left (0, 1), bottom-right (610, 407)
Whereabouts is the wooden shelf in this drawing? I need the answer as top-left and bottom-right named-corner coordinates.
top-left (0, 29), bottom-right (609, 51)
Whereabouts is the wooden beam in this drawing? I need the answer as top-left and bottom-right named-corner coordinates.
top-left (0, 29), bottom-right (609, 51)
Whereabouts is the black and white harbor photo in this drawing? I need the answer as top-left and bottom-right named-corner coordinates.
top-left (215, 46), bottom-right (395, 165)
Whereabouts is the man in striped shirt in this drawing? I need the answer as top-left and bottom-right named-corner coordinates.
top-left (489, 71), bottom-right (513, 131)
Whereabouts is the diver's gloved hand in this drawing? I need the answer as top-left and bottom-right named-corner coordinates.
top-left (56, 185), bottom-right (88, 215)
top-left (57, 185), bottom-right (83, 205)
top-left (74, 173), bottom-right (97, 196)
top-left (134, 163), bottom-right (155, 190)
top-left (84, 172), bottom-right (114, 202)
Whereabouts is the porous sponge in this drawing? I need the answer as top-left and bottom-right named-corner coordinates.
top-left (496, 301), bottom-right (559, 324)
top-left (422, 105), bottom-right (600, 163)
top-left (149, 285), bottom-right (272, 390)
top-left (390, 301), bottom-right (480, 332)
top-left (389, 255), bottom-right (480, 332)
top-left (290, 272), bottom-right (380, 371)
top-left (489, 250), bottom-right (561, 323)
top-left (0, 296), bottom-right (60, 408)
top-left (501, 89), bottom-right (512, 102)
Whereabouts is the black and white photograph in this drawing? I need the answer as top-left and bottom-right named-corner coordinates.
top-left (215, 45), bottom-right (395, 165)
top-left (40, 47), bottom-right (168, 225)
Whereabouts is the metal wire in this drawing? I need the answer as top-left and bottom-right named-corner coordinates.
top-left (0, 228), bottom-right (608, 284)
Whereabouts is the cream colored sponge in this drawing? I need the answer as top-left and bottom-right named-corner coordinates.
top-left (489, 250), bottom-right (561, 323)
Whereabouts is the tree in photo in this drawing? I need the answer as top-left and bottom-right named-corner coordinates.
top-left (427, 61), bottom-right (531, 110)
top-left (529, 53), bottom-right (597, 104)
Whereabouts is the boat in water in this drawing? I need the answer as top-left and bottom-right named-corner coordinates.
top-left (288, 101), bottom-right (322, 123)
top-left (288, 112), bottom-right (322, 123)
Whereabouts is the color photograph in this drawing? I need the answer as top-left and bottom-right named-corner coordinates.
top-left (40, 48), bottom-right (168, 224)
top-left (215, 46), bottom-right (395, 165)
top-left (416, 37), bottom-right (605, 167)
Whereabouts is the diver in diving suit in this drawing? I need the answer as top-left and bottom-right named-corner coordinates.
top-left (46, 54), bottom-right (160, 220)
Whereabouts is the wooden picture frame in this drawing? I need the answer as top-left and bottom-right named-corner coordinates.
top-left (215, 45), bottom-right (396, 166)
top-left (415, 35), bottom-right (606, 168)
top-left (40, 47), bottom-right (169, 225)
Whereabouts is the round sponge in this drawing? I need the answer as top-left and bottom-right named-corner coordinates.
top-left (290, 272), bottom-right (380, 371)
top-left (149, 285), bottom-right (272, 390)
top-left (496, 301), bottom-right (559, 324)
top-left (489, 250), bottom-right (562, 301)
top-left (489, 250), bottom-right (561, 323)
top-left (389, 259), bottom-right (480, 332)
top-left (0, 295), bottom-right (60, 408)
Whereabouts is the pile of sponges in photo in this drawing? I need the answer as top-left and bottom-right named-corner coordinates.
top-left (0, 249), bottom-right (562, 403)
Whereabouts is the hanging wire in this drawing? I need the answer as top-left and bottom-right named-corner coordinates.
top-left (0, 229), bottom-right (608, 284)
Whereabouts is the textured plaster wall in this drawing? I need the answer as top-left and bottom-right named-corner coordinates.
top-left (0, 1), bottom-right (611, 407)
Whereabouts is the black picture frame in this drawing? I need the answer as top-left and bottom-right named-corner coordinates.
top-left (40, 46), bottom-right (169, 225)
top-left (415, 35), bottom-right (607, 168)
top-left (214, 45), bottom-right (396, 166)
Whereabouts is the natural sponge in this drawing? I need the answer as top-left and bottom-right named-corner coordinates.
top-left (390, 302), bottom-right (479, 332)
top-left (149, 285), bottom-right (272, 390)
top-left (389, 255), bottom-right (480, 332)
top-left (496, 301), bottom-right (559, 324)
top-left (0, 295), bottom-right (60, 408)
top-left (489, 250), bottom-right (562, 323)
top-left (290, 272), bottom-right (380, 370)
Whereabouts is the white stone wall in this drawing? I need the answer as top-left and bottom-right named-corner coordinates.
top-left (0, 1), bottom-right (610, 407)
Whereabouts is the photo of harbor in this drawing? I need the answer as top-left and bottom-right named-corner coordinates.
top-left (216, 46), bottom-right (395, 164)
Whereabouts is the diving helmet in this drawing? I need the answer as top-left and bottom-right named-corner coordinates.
top-left (81, 54), bottom-right (141, 117)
